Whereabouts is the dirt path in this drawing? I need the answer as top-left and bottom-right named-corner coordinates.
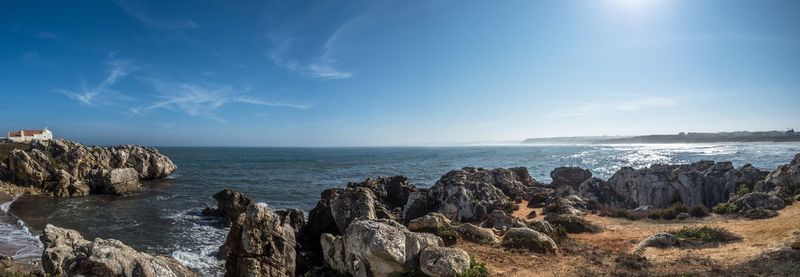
top-left (456, 203), bottom-right (800, 276)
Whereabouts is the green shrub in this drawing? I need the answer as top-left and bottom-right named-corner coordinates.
top-left (740, 208), bottom-right (778, 219)
top-left (688, 205), bottom-right (709, 218)
top-left (712, 203), bottom-right (739, 215)
top-left (607, 208), bottom-right (639, 220)
top-left (646, 203), bottom-right (688, 220)
top-left (0, 143), bottom-right (30, 163)
top-left (736, 183), bottom-right (751, 196)
top-left (669, 226), bottom-right (741, 243)
top-left (458, 256), bottom-right (490, 277)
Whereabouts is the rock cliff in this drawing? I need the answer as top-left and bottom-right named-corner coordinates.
top-left (1, 139), bottom-right (176, 196)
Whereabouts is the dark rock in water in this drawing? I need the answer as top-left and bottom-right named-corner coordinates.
top-left (4, 139), bottom-right (176, 196)
top-left (550, 167), bottom-right (592, 188)
top-left (321, 219), bottom-right (443, 276)
top-left (40, 224), bottom-right (197, 277)
top-left (501, 227), bottom-right (558, 254)
top-left (205, 189), bottom-right (254, 224)
top-left (222, 203), bottom-right (304, 277)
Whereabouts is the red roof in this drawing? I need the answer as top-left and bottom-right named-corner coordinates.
top-left (8, 130), bottom-right (44, 137)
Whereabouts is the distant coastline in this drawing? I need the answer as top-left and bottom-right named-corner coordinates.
top-left (524, 130), bottom-right (800, 144)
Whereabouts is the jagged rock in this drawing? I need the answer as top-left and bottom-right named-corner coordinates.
top-left (578, 177), bottom-right (630, 209)
top-left (543, 214), bottom-right (599, 233)
top-left (403, 188), bottom-right (438, 224)
top-left (348, 176), bottom-right (416, 210)
top-left (543, 195), bottom-right (588, 216)
top-left (606, 161), bottom-right (769, 209)
top-left (299, 188), bottom-right (342, 267)
top-left (321, 219), bottom-right (443, 277)
top-left (4, 139), bottom-right (176, 196)
top-left (409, 167), bottom-right (530, 223)
top-left (501, 228), bottom-right (558, 254)
top-left (480, 210), bottom-right (526, 230)
top-left (526, 187), bottom-right (552, 208)
top-left (40, 224), bottom-right (196, 277)
top-left (331, 187), bottom-right (379, 231)
top-left (529, 220), bottom-right (555, 234)
top-left (454, 223), bottom-right (499, 244)
top-left (550, 167), bottom-right (592, 188)
top-left (756, 153), bottom-right (800, 199)
top-left (419, 246), bottom-right (471, 277)
top-left (407, 212), bottom-right (454, 232)
top-left (222, 203), bottom-right (304, 277)
top-left (90, 168), bottom-right (140, 195)
top-left (203, 189), bottom-right (254, 223)
top-left (633, 232), bottom-right (678, 253)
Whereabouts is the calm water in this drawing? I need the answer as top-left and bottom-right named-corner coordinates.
top-left (2, 143), bottom-right (799, 276)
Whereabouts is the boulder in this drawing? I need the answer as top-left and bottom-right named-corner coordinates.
top-left (733, 192), bottom-right (786, 211)
top-left (40, 224), bottom-right (196, 277)
top-left (90, 168), bottom-right (140, 195)
top-left (410, 167), bottom-right (530, 223)
top-left (331, 187), bottom-right (379, 232)
top-left (501, 228), bottom-right (558, 254)
top-left (419, 246), bottom-right (471, 277)
top-left (454, 223), bottom-right (499, 245)
top-left (529, 220), bottom-right (555, 234)
top-left (543, 214), bottom-right (599, 233)
top-left (480, 210), bottom-right (526, 230)
top-left (756, 153), bottom-right (800, 199)
top-left (542, 195), bottom-right (588, 216)
top-left (299, 188), bottom-right (343, 267)
top-left (550, 167), bottom-right (592, 188)
top-left (407, 212), bottom-right (455, 232)
top-left (222, 204), bottom-right (304, 277)
top-left (321, 219), bottom-right (443, 277)
top-left (633, 232), bottom-right (679, 253)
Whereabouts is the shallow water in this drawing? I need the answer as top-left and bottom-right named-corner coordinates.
top-left (2, 143), bottom-right (799, 276)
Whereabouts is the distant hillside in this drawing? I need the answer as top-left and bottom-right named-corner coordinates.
top-left (524, 130), bottom-right (800, 144)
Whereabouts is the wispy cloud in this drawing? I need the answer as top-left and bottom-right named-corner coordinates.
top-left (114, 0), bottom-right (198, 31)
top-left (59, 57), bottom-right (137, 106)
top-left (550, 96), bottom-right (677, 117)
top-left (130, 78), bottom-right (311, 122)
top-left (36, 32), bottom-right (57, 39)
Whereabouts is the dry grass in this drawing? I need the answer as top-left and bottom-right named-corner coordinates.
top-left (452, 200), bottom-right (800, 276)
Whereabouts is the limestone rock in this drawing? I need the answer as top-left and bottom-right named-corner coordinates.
top-left (633, 232), bottom-right (678, 253)
top-left (204, 189), bottom-right (254, 223)
top-left (331, 187), bottom-right (379, 232)
top-left (40, 224), bottom-right (196, 277)
top-left (733, 192), bottom-right (786, 211)
top-left (90, 168), bottom-right (140, 195)
top-left (419, 246), bottom-right (471, 277)
top-left (756, 153), bottom-right (800, 199)
top-left (407, 212), bottom-right (455, 232)
top-left (480, 210), bottom-right (526, 230)
top-left (321, 219), bottom-right (443, 277)
top-left (550, 167), bottom-right (592, 188)
top-left (222, 204), bottom-right (304, 277)
top-left (501, 228), bottom-right (558, 254)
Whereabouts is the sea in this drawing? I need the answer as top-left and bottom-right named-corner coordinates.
top-left (1, 143), bottom-right (799, 276)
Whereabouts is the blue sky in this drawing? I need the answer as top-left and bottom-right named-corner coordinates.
top-left (1, 0), bottom-right (798, 146)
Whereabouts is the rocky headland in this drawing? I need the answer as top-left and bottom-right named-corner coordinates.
top-left (2, 140), bottom-right (800, 276)
top-left (0, 139), bottom-right (176, 196)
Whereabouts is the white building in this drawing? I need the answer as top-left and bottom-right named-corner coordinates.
top-left (8, 127), bottom-right (53, 142)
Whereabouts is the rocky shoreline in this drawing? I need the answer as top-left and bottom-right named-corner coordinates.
top-left (1, 140), bottom-right (799, 276)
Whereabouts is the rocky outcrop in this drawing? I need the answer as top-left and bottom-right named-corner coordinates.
top-left (405, 167), bottom-right (534, 223)
top-left (756, 153), bottom-right (800, 199)
top-left (2, 139), bottom-right (176, 196)
top-left (604, 161), bottom-right (770, 209)
top-left (40, 224), bottom-right (196, 277)
top-left (733, 192), bottom-right (786, 212)
top-left (321, 219), bottom-right (444, 277)
top-left (419, 247), bottom-right (471, 277)
top-left (203, 189), bottom-right (254, 223)
top-left (550, 166), bottom-right (592, 188)
top-left (222, 203), bottom-right (304, 277)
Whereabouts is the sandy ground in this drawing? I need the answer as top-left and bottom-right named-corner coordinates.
top-left (456, 200), bottom-right (800, 277)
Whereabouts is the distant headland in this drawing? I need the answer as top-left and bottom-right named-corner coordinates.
top-left (524, 129), bottom-right (800, 144)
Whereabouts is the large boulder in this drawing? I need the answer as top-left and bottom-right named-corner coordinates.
top-left (550, 167), bottom-right (592, 188)
top-left (40, 224), bottom-right (196, 277)
top-left (501, 228), bottom-right (558, 254)
top-left (407, 167), bottom-right (533, 223)
top-left (454, 223), bottom-right (499, 244)
top-left (633, 232), bottom-right (679, 253)
top-left (480, 210), bottom-right (526, 230)
top-left (4, 139), bottom-right (176, 196)
top-left (222, 203), bottom-right (304, 277)
top-left (733, 192), bottom-right (786, 211)
top-left (204, 189), bottom-right (254, 223)
top-left (419, 246), bottom-right (471, 277)
top-left (321, 219), bottom-right (443, 277)
top-left (89, 168), bottom-right (140, 195)
top-left (407, 212), bottom-right (455, 232)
